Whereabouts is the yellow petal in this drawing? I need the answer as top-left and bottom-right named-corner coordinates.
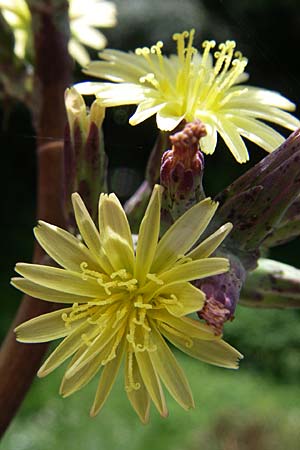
top-left (151, 198), bottom-right (218, 273)
top-left (90, 83), bottom-right (145, 106)
top-left (38, 320), bottom-right (95, 377)
top-left (129, 100), bottom-right (165, 126)
top-left (71, 193), bottom-right (102, 258)
top-left (199, 120), bottom-right (217, 155)
top-left (99, 193), bottom-right (134, 272)
top-left (162, 325), bottom-right (243, 369)
top-left (60, 342), bottom-right (111, 398)
top-left (187, 223), bottom-right (233, 260)
top-left (15, 263), bottom-right (107, 298)
top-left (34, 221), bottom-right (100, 271)
top-left (68, 38), bottom-right (90, 67)
top-left (90, 337), bottom-right (126, 416)
top-left (230, 116), bottom-right (284, 152)
top-left (155, 282), bottom-right (205, 316)
top-left (14, 307), bottom-right (72, 343)
top-left (152, 310), bottom-right (216, 341)
top-left (125, 353), bottom-right (150, 424)
top-left (145, 259), bottom-right (229, 299)
top-left (149, 325), bottom-right (194, 410)
top-left (156, 105), bottom-right (185, 131)
top-left (135, 349), bottom-right (168, 417)
top-left (71, 24), bottom-right (106, 50)
top-left (216, 115), bottom-right (249, 163)
top-left (11, 277), bottom-right (91, 304)
top-left (134, 185), bottom-right (162, 284)
top-left (65, 305), bottom-right (126, 378)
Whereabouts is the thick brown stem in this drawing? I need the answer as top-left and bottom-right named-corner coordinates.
top-left (0, 0), bottom-right (71, 436)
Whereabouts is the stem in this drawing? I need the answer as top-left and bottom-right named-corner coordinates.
top-left (0, 0), bottom-right (71, 436)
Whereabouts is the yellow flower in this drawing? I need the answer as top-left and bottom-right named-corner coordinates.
top-left (76, 29), bottom-right (299, 163)
top-left (12, 185), bottom-right (242, 422)
top-left (0, 0), bottom-right (117, 66)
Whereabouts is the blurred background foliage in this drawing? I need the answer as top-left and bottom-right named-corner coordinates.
top-left (1, 0), bottom-right (300, 448)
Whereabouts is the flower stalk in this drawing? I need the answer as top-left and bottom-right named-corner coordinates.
top-left (240, 258), bottom-right (300, 309)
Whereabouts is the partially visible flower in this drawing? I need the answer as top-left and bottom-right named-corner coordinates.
top-left (69, 0), bottom-right (117, 67)
top-left (12, 185), bottom-right (241, 422)
top-left (0, 0), bottom-right (117, 66)
top-left (0, 0), bottom-right (31, 59)
top-left (76, 29), bottom-right (299, 163)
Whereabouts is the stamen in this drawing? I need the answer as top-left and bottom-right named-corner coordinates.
top-left (101, 330), bottom-right (123, 365)
top-left (81, 333), bottom-right (93, 346)
top-left (157, 294), bottom-right (183, 309)
top-left (183, 28), bottom-right (196, 68)
top-left (173, 30), bottom-right (190, 63)
top-left (133, 309), bottom-right (151, 331)
top-left (125, 351), bottom-right (141, 392)
top-left (201, 40), bottom-right (216, 67)
top-left (146, 273), bottom-right (164, 285)
top-left (80, 262), bottom-right (104, 281)
top-left (134, 295), bottom-right (152, 310)
top-left (62, 303), bottom-right (97, 328)
top-left (139, 73), bottom-right (160, 89)
top-left (86, 293), bottom-right (123, 307)
top-left (110, 269), bottom-right (131, 280)
top-left (219, 56), bottom-right (248, 91)
top-left (112, 305), bottom-right (128, 328)
top-left (87, 311), bottom-right (109, 325)
top-left (126, 311), bottom-right (137, 344)
top-left (117, 278), bottom-right (138, 292)
top-left (97, 279), bottom-right (117, 295)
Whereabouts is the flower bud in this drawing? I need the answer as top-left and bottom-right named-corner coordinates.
top-left (196, 253), bottom-right (246, 335)
top-left (160, 120), bottom-right (206, 227)
top-left (64, 87), bottom-right (107, 228)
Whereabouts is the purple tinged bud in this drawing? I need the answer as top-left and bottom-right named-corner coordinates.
top-left (160, 120), bottom-right (206, 226)
top-left (195, 254), bottom-right (246, 335)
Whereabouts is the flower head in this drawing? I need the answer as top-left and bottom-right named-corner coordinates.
top-left (76, 29), bottom-right (299, 163)
top-left (0, 0), bottom-right (117, 66)
top-left (12, 185), bottom-right (241, 422)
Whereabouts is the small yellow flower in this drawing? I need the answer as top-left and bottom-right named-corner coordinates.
top-left (76, 29), bottom-right (299, 163)
top-left (12, 185), bottom-right (242, 422)
top-left (0, 0), bottom-right (117, 66)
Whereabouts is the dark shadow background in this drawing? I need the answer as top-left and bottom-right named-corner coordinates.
top-left (1, 0), bottom-right (300, 380)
